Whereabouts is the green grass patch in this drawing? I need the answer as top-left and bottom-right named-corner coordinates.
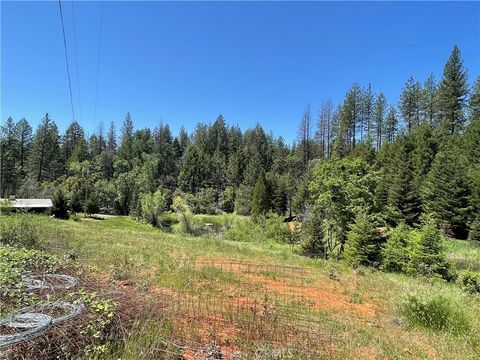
top-left (400, 290), bottom-right (473, 334)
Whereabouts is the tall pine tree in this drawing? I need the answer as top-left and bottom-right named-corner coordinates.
top-left (437, 45), bottom-right (469, 135)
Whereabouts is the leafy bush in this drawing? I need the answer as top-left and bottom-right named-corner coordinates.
top-left (51, 189), bottom-right (70, 219)
top-left (141, 190), bottom-right (168, 227)
top-left (459, 271), bottom-right (480, 294)
top-left (0, 199), bottom-right (14, 215)
top-left (381, 223), bottom-right (411, 272)
top-left (225, 213), bottom-right (294, 244)
top-left (94, 179), bottom-right (117, 214)
top-left (172, 195), bottom-right (194, 234)
top-left (307, 158), bottom-right (379, 246)
top-left (344, 211), bottom-right (382, 267)
top-left (0, 214), bottom-right (40, 247)
top-left (400, 292), bottom-right (471, 334)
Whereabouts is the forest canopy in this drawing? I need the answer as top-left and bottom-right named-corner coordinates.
top-left (1, 45), bottom-right (480, 248)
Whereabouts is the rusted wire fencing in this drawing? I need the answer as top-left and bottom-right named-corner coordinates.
top-left (155, 259), bottom-right (337, 359)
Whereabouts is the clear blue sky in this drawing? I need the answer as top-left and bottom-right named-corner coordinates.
top-left (2, 1), bottom-right (479, 142)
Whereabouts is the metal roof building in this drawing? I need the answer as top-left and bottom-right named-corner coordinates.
top-left (0, 199), bottom-right (52, 208)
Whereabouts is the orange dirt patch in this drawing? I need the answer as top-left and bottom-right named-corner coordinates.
top-left (193, 257), bottom-right (378, 320)
top-left (243, 273), bottom-right (377, 320)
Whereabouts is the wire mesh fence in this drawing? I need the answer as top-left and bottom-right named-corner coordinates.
top-left (151, 259), bottom-right (339, 359)
top-left (1, 259), bottom-right (339, 359)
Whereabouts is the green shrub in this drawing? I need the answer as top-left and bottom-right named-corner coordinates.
top-left (220, 187), bottom-right (235, 213)
top-left (234, 185), bottom-right (252, 216)
top-left (172, 195), bottom-right (194, 234)
top-left (400, 292), bottom-right (471, 334)
top-left (221, 213), bottom-right (236, 231)
top-left (0, 214), bottom-right (40, 247)
top-left (406, 217), bottom-right (454, 280)
top-left (468, 217), bottom-right (480, 242)
top-left (251, 170), bottom-right (271, 217)
top-left (301, 208), bottom-right (326, 258)
top-left (85, 195), bottom-right (100, 217)
top-left (381, 223), bottom-right (411, 272)
top-left (0, 199), bottom-right (14, 215)
top-left (344, 211), bottom-right (382, 267)
top-left (459, 271), bottom-right (480, 294)
top-left (141, 190), bottom-right (168, 227)
top-left (189, 188), bottom-right (217, 215)
top-left (225, 213), bottom-right (293, 244)
top-left (51, 189), bottom-right (70, 219)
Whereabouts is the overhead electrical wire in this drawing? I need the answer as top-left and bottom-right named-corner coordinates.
top-left (93, 0), bottom-right (104, 129)
top-left (71, 1), bottom-right (82, 123)
top-left (57, 0), bottom-right (75, 121)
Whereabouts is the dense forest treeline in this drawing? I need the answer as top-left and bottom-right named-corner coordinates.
top-left (1, 45), bottom-right (480, 249)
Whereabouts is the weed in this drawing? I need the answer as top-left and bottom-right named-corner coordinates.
top-left (459, 271), bottom-right (480, 294)
top-left (400, 291), bottom-right (471, 334)
top-left (0, 214), bottom-right (40, 247)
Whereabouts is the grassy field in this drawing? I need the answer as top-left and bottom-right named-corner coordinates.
top-left (5, 214), bottom-right (480, 359)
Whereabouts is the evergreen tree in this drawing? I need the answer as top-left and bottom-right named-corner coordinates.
top-left (220, 187), bottom-right (235, 213)
top-left (107, 121), bottom-right (117, 153)
top-left (411, 124), bottom-right (437, 191)
top-left (315, 99), bottom-right (334, 159)
top-left (406, 216), bottom-right (452, 279)
top-left (422, 147), bottom-right (471, 238)
top-left (464, 77), bottom-right (480, 164)
top-left (28, 113), bottom-right (62, 182)
top-left (301, 207), bottom-right (326, 258)
top-left (421, 73), bottom-right (439, 127)
top-left (384, 106), bottom-right (398, 143)
top-left (15, 118), bottom-right (32, 179)
top-left (437, 45), bottom-right (469, 135)
top-left (373, 93), bottom-right (386, 151)
top-left (344, 211), bottom-right (382, 267)
top-left (178, 126), bottom-right (190, 155)
top-left (0, 117), bottom-right (19, 196)
top-left (387, 137), bottom-right (420, 225)
top-left (117, 112), bottom-right (134, 162)
top-left (298, 104), bottom-right (313, 169)
top-left (399, 76), bottom-right (422, 131)
top-left (251, 170), bottom-right (271, 217)
top-left (234, 184), bottom-right (253, 215)
top-left (50, 189), bottom-right (70, 219)
top-left (132, 128), bottom-right (154, 160)
top-left (62, 121), bottom-right (87, 163)
top-left (361, 83), bottom-right (375, 141)
top-left (381, 223), bottom-right (411, 272)
top-left (178, 145), bottom-right (210, 193)
top-left (343, 83), bottom-right (362, 150)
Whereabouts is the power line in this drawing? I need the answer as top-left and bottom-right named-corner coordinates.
top-left (93, 0), bottom-right (104, 128)
top-left (57, 0), bottom-right (75, 121)
top-left (71, 1), bottom-right (82, 123)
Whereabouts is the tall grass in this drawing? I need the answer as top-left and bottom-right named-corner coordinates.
top-left (225, 213), bottom-right (295, 244)
top-left (400, 290), bottom-right (473, 335)
top-left (0, 213), bottom-right (40, 247)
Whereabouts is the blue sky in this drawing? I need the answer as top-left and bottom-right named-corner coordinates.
top-left (1, 1), bottom-right (479, 142)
